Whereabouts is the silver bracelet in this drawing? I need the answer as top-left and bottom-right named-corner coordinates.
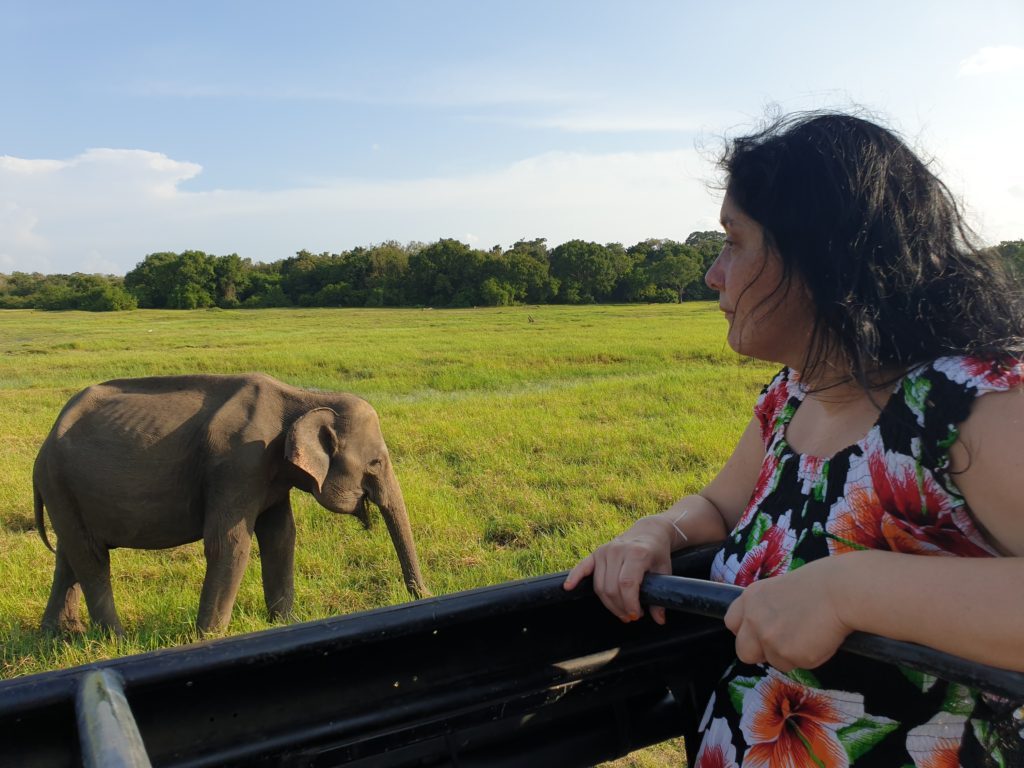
top-left (670, 510), bottom-right (689, 543)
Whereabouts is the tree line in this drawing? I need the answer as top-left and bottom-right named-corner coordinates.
top-left (3, 236), bottom-right (1022, 311)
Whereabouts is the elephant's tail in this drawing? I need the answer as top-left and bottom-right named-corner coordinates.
top-left (34, 485), bottom-right (55, 554)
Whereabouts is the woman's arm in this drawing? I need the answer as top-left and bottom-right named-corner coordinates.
top-left (564, 415), bottom-right (765, 624)
top-left (725, 386), bottom-right (1024, 673)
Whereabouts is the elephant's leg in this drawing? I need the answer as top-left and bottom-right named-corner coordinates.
top-left (197, 515), bottom-right (254, 634)
top-left (41, 547), bottom-right (85, 634)
top-left (74, 546), bottom-right (124, 636)
top-left (43, 492), bottom-right (124, 635)
top-left (254, 500), bottom-right (296, 622)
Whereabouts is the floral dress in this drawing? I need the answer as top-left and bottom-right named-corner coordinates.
top-left (694, 356), bottom-right (1024, 768)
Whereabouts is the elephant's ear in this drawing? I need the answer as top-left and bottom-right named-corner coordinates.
top-left (284, 408), bottom-right (339, 493)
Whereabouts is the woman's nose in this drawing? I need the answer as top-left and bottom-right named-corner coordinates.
top-left (705, 252), bottom-right (724, 291)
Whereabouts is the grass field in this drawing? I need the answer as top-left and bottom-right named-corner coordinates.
top-left (0, 304), bottom-right (776, 764)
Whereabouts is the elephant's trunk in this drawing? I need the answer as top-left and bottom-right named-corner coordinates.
top-left (373, 463), bottom-right (429, 599)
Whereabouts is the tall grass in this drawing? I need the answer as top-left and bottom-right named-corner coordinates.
top-left (0, 305), bottom-right (774, 762)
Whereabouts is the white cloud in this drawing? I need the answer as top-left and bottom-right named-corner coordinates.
top-left (924, 134), bottom-right (1024, 246)
top-left (0, 156), bottom-right (66, 175)
top-left (958, 46), bottom-right (1024, 76)
top-left (0, 147), bottom-right (721, 275)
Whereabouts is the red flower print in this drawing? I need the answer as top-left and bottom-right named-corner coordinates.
top-left (797, 454), bottom-right (828, 498)
top-left (825, 445), bottom-right (996, 558)
top-left (934, 356), bottom-right (1024, 392)
top-left (695, 717), bottom-right (740, 768)
top-left (740, 671), bottom-right (863, 768)
top-left (733, 512), bottom-right (795, 586)
top-left (906, 712), bottom-right (967, 768)
top-left (736, 451), bottom-right (784, 531)
top-left (756, 377), bottom-right (793, 445)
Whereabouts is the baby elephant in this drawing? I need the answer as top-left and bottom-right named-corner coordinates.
top-left (34, 373), bottom-right (428, 635)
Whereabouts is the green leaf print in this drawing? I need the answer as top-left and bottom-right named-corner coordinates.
top-left (903, 375), bottom-right (932, 425)
top-left (746, 512), bottom-right (772, 552)
top-left (813, 459), bottom-right (829, 502)
top-left (775, 401), bottom-right (797, 431)
top-left (910, 437), bottom-right (931, 518)
top-left (898, 666), bottom-right (937, 693)
top-left (972, 718), bottom-right (1007, 768)
top-left (836, 714), bottom-right (899, 762)
top-left (728, 676), bottom-right (759, 715)
top-left (941, 683), bottom-right (977, 716)
top-left (938, 425), bottom-right (959, 451)
top-left (786, 667), bottom-right (821, 687)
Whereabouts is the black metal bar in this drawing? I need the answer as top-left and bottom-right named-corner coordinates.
top-left (0, 548), bottom-right (727, 768)
top-left (8, 547), bottom-right (1019, 768)
top-left (75, 669), bottom-right (153, 768)
top-left (641, 573), bottom-right (1024, 700)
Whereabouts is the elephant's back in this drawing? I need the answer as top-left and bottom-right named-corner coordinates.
top-left (38, 381), bottom-right (213, 546)
top-left (52, 388), bottom-right (194, 457)
top-left (52, 377), bottom-right (251, 444)
top-left (43, 382), bottom-right (216, 492)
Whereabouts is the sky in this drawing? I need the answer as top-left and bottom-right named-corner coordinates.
top-left (1, 1), bottom-right (1022, 276)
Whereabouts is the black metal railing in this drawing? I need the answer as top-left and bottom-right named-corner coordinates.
top-left (2, 546), bottom-right (1020, 767)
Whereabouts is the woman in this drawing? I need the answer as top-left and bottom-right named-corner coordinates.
top-left (564, 112), bottom-right (1024, 766)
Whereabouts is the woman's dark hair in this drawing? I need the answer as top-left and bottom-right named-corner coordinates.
top-left (719, 111), bottom-right (1024, 388)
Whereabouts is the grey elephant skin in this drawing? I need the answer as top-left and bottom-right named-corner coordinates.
top-left (33, 373), bottom-right (428, 635)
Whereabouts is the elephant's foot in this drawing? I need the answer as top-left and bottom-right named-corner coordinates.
top-left (194, 608), bottom-right (233, 637)
top-left (266, 607), bottom-right (294, 624)
top-left (61, 617), bottom-right (88, 634)
top-left (40, 616), bottom-right (87, 636)
top-left (194, 622), bottom-right (230, 638)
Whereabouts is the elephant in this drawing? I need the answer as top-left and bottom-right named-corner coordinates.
top-left (33, 373), bottom-right (428, 635)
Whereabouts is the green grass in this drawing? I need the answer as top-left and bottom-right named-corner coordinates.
top-left (0, 304), bottom-right (775, 763)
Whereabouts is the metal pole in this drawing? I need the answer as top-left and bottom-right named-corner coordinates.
top-left (76, 669), bottom-right (153, 768)
top-left (640, 573), bottom-right (1024, 700)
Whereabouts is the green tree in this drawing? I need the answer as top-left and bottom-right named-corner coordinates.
top-left (682, 231), bottom-right (725, 300)
top-left (213, 253), bottom-right (252, 308)
top-left (406, 239), bottom-right (486, 306)
top-left (501, 239), bottom-right (558, 303)
top-left (124, 252), bottom-right (180, 308)
top-left (27, 273), bottom-right (137, 311)
top-left (123, 251), bottom-right (216, 308)
top-left (241, 268), bottom-right (288, 307)
top-left (366, 241), bottom-right (410, 305)
top-left (34, 281), bottom-right (78, 310)
top-left (167, 251), bottom-right (217, 309)
top-left (646, 240), bottom-right (704, 301)
top-left (995, 240), bottom-right (1024, 283)
top-left (280, 250), bottom-right (331, 306)
top-left (0, 272), bottom-right (48, 306)
top-left (549, 240), bottom-right (620, 303)
top-left (479, 277), bottom-right (514, 306)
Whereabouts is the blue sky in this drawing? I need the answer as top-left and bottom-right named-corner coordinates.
top-left (2, 1), bottom-right (1022, 275)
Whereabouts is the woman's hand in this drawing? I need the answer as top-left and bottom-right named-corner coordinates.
top-left (563, 516), bottom-right (675, 625)
top-left (724, 556), bottom-right (854, 672)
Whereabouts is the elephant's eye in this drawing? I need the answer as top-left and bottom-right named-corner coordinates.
top-left (369, 458), bottom-right (383, 469)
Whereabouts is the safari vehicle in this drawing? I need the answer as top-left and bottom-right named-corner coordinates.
top-left (2, 546), bottom-right (1022, 767)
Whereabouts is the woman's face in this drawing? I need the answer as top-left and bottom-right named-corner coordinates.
top-left (704, 195), bottom-right (814, 367)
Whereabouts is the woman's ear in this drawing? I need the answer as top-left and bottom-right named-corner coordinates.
top-left (284, 408), bottom-right (338, 493)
